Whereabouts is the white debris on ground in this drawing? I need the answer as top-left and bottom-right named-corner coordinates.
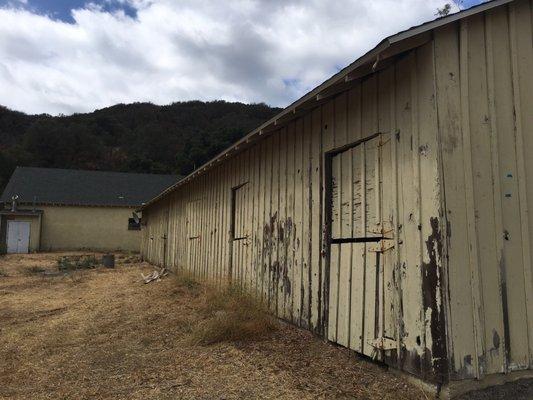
top-left (141, 267), bottom-right (168, 284)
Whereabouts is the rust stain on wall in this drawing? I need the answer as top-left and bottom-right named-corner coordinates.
top-left (421, 217), bottom-right (448, 382)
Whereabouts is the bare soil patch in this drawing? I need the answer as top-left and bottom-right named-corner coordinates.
top-left (1, 253), bottom-right (526, 399)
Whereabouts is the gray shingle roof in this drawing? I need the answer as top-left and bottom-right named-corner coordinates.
top-left (0, 167), bottom-right (180, 207)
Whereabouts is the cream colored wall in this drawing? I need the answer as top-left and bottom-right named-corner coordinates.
top-left (40, 205), bottom-right (139, 251)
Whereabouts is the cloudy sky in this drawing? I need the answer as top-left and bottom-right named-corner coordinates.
top-left (0, 0), bottom-right (481, 115)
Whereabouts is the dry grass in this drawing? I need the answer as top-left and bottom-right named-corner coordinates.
top-left (0, 253), bottom-right (431, 400)
top-left (22, 265), bottom-right (47, 275)
top-left (191, 284), bottom-right (278, 345)
top-left (172, 269), bottom-right (202, 292)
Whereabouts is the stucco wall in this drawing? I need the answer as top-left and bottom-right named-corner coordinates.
top-left (40, 205), bottom-right (140, 251)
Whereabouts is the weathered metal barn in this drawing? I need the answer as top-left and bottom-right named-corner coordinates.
top-left (140, 0), bottom-right (533, 395)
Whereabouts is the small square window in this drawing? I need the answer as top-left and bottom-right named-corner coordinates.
top-left (128, 217), bottom-right (141, 230)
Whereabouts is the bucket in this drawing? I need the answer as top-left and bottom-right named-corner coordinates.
top-left (102, 254), bottom-right (115, 268)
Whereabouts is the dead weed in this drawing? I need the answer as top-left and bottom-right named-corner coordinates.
top-left (172, 269), bottom-right (201, 293)
top-left (190, 284), bottom-right (278, 345)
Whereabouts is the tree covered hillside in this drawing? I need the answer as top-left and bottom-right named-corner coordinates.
top-left (0, 101), bottom-right (281, 192)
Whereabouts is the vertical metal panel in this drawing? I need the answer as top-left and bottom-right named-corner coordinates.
top-left (361, 77), bottom-right (379, 358)
top-left (310, 107), bottom-right (323, 331)
top-left (458, 17), bottom-right (485, 379)
top-left (293, 118), bottom-right (304, 322)
top-left (229, 154), bottom-right (238, 281)
top-left (212, 165), bottom-right (220, 283)
top-left (337, 97), bottom-right (352, 347)
top-left (302, 113), bottom-right (313, 328)
top-left (255, 139), bottom-right (266, 297)
top-left (200, 175), bottom-right (208, 279)
top-left (484, 10), bottom-right (508, 375)
top-left (416, 40), bottom-right (448, 380)
top-left (378, 69), bottom-right (396, 343)
top-left (222, 159), bottom-right (231, 281)
top-left (434, 22), bottom-right (479, 379)
top-left (207, 164), bottom-right (216, 281)
top-left (350, 145), bottom-right (366, 353)
top-left (509, 0), bottom-right (533, 367)
top-left (277, 127), bottom-right (289, 316)
top-left (243, 148), bottom-right (253, 290)
top-left (347, 87), bottom-right (365, 353)
top-left (263, 134), bottom-right (273, 304)
top-left (247, 148), bottom-right (256, 288)
top-left (283, 122), bottom-right (295, 320)
top-left (270, 131), bottom-right (280, 309)
top-left (250, 144), bottom-right (260, 294)
top-left (329, 153), bottom-right (340, 343)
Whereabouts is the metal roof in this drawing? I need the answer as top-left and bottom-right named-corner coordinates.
top-left (1, 167), bottom-right (180, 208)
top-left (141, 0), bottom-right (514, 209)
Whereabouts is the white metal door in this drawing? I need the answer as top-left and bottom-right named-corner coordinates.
top-left (328, 132), bottom-right (397, 359)
top-left (7, 221), bottom-right (30, 254)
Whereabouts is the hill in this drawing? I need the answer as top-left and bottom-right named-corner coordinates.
top-left (0, 101), bottom-right (281, 193)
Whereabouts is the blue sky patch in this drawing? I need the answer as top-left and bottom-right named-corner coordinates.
top-left (0, 0), bottom-right (138, 23)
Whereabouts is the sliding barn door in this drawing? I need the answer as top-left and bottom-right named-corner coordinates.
top-left (328, 132), bottom-right (398, 359)
top-left (186, 199), bottom-right (203, 276)
top-left (231, 183), bottom-right (250, 283)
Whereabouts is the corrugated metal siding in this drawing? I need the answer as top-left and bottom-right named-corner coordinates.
top-left (435, 0), bottom-right (533, 379)
top-left (141, 39), bottom-right (447, 381)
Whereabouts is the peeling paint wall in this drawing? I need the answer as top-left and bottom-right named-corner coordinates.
top-left (141, 39), bottom-right (447, 382)
top-left (435, 0), bottom-right (533, 380)
top-left (141, 0), bottom-right (533, 385)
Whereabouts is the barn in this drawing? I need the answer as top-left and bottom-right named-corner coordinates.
top-left (0, 167), bottom-right (178, 253)
top-left (139, 0), bottom-right (533, 395)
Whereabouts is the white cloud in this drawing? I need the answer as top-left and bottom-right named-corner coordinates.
top-left (0, 0), bottom-right (460, 115)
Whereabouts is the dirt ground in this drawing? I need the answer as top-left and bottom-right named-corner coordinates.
top-left (0, 253), bottom-right (531, 400)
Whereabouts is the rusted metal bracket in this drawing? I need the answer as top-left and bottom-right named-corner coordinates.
top-left (367, 238), bottom-right (395, 253)
top-left (368, 337), bottom-right (397, 351)
top-left (368, 220), bottom-right (395, 236)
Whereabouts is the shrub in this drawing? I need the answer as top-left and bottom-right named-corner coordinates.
top-left (57, 255), bottom-right (99, 271)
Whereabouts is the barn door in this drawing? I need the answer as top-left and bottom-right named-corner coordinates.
top-left (186, 199), bottom-right (202, 276)
top-left (230, 183), bottom-right (250, 283)
top-left (327, 132), bottom-right (397, 359)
